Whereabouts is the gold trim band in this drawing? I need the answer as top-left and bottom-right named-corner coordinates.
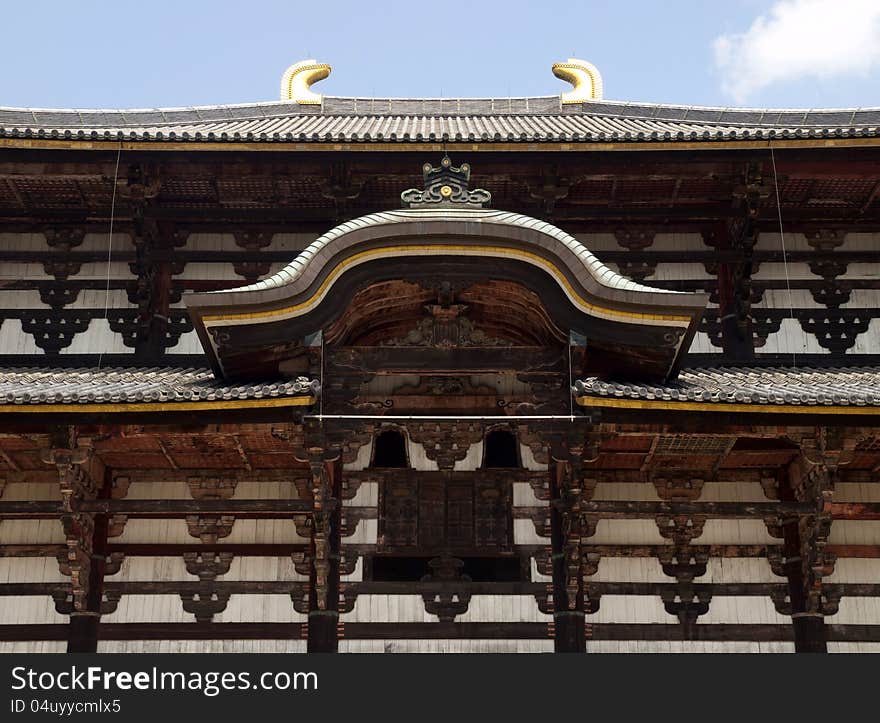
top-left (0, 396), bottom-right (315, 414)
top-left (575, 396), bottom-right (880, 415)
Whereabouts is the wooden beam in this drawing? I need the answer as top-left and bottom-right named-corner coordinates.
top-left (514, 501), bottom-right (810, 519)
top-left (5, 621), bottom-right (880, 644)
top-left (0, 499), bottom-right (314, 517)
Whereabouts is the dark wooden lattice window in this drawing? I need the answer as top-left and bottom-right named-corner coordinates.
top-left (381, 476), bottom-right (510, 551)
top-left (418, 480), bottom-right (446, 548)
top-left (474, 479), bottom-right (510, 548)
top-left (484, 429), bottom-right (519, 468)
top-left (383, 479), bottom-right (418, 547)
top-left (446, 482), bottom-right (474, 547)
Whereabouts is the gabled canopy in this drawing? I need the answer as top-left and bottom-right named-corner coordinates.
top-left (185, 160), bottom-right (708, 382)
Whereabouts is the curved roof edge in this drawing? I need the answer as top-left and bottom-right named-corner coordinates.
top-left (212, 207), bottom-right (677, 299)
top-left (185, 205), bottom-right (707, 382)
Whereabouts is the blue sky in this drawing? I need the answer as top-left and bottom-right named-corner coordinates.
top-left (1, 0), bottom-right (878, 109)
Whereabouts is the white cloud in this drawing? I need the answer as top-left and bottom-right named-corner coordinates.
top-left (713, 0), bottom-right (880, 103)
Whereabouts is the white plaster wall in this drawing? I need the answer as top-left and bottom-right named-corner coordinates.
top-left (512, 481), bottom-right (544, 506)
top-left (101, 594), bottom-right (192, 623)
top-left (591, 557), bottom-right (667, 583)
top-left (2, 483), bottom-right (61, 502)
top-left (696, 520), bottom-right (778, 545)
top-left (0, 595), bottom-right (67, 624)
top-left (343, 440), bottom-right (373, 471)
top-left (513, 518), bottom-right (548, 544)
top-left (848, 319), bottom-right (880, 354)
top-left (167, 330), bottom-right (204, 355)
top-left (827, 597), bottom-right (880, 625)
top-left (825, 558), bottom-right (880, 583)
top-left (222, 556), bottom-right (308, 582)
top-left (0, 557), bottom-right (68, 583)
top-left (344, 518), bottom-right (377, 544)
top-left (833, 483), bottom-right (880, 503)
top-left (757, 318), bottom-right (827, 354)
top-left (829, 521), bottom-right (880, 545)
top-left (224, 520), bottom-right (308, 544)
top-left (455, 596), bottom-right (549, 623)
top-left (115, 519), bottom-right (193, 544)
top-left (109, 556), bottom-right (189, 582)
top-left (345, 481), bottom-right (378, 506)
top-left (341, 595), bottom-right (434, 623)
top-left (688, 331), bottom-right (722, 353)
top-left (61, 319), bottom-right (132, 355)
top-left (214, 595), bottom-right (307, 623)
top-left (0, 319), bottom-right (43, 354)
top-left (699, 596), bottom-right (789, 624)
top-left (452, 441), bottom-right (483, 471)
top-left (520, 443), bottom-right (548, 471)
top-left (587, 595), bottom-right (675, 624)
top-left (590, 520), bottom-right (667, 545)
top-left (0, 520), bottom-right (65, 544)
top-left (703, 557), bottom-right (779, 583)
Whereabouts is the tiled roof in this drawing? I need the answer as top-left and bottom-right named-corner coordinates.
top-left (2, 96), bottom-right (879, 144)
top-left (0, 368), bottom-right (318, 406)
top-left (574, 367), bottom-right (880, 407)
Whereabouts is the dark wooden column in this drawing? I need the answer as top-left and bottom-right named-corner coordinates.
top-left (43, 427), bottom-right (112, 653)
top-left (67, 493), bottom-right (109, 653)
top-left (777, 462), bottom-right (828, 653)
top-left (704, 220), bottom-right (756, 361)
top-left (549, 459), bottom-right (586, 653)
top-left (307, 457), bottom-right (342, 653)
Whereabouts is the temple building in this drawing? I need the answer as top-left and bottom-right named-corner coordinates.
top-left (1, 59), bottom-right (879, 653)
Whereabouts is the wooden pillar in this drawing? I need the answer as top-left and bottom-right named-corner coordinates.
top-left (778, 466), bottom-right (827, 653)
top-left (307, 458), bottom-right (341, 653)
top-left (705, 215), bottom-right (756, 362)
top-left (43, 427), bottom-right (112, 654)
top-left (67, 503), bottom-right (108, 653)
top-left (550, 460), bottom-right (585, 653)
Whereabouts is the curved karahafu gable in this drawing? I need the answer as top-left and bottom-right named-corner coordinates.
top-left (185, 160), bottom-right (708, 382)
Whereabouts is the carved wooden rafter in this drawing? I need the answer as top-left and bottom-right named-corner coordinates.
top-left (183, 551), bottom-right (234, 582)
top-left (778, 427), bottom-right (872, 622)
top-left (180, 591), bottom-right (231, 622)
top-left (614, 229), bottom-right (657, 282)
top-left (185, 474), bottom-right (239, 544)
top-left (233, 230), bottom-right (273, 283)
top-left (807, 229), bottom-right (850, 307)
top-left (549, 430), bottom-right (603, 612)
top-left (42, 227), bottom-right (85, 281)
top-left (406, 422), bottom-right (484, 471)
top-left (41, 427), bottom-right (100, 614)
top-left (420, 555), bottom-right (472, 622)
top-left (318, 161), bottom-right (364, 219)
top-left (526, 166), bottom-right (570, 215)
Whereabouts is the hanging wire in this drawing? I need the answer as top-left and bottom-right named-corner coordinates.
top-left (319, 330), bottom-right (325, 422)
top-left (567, 334), bottom-right (574, 422)
top-left (769, 145), bottom-right (797, 368)
top-left (97, 144), bottom-right (122, 371)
